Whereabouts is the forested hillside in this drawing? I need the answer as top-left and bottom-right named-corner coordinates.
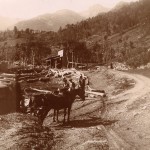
top-left (55, 0), bottom-right (150, 68)
top-left (0, 0), bottom-right (150, 68)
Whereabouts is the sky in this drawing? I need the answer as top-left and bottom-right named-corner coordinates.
top-left (0, 0), bottom-right (138, 19)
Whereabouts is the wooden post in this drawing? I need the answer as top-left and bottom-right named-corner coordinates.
top-left (32, 49), bottom-right (35, 68)
top-left (50, 59), bottom-right (51, 68)
top-left (72, 51), bottom-right (74, 68)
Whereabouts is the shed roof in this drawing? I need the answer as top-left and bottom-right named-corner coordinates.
top-left (45, 55), bottom-right (60, 61)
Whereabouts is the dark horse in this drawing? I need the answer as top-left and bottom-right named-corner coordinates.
top-left (29, 88), bottom-right (85, 124)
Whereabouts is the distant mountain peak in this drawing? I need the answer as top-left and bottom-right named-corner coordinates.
top-left (14, 9), bottom-right (84, 32)
top-left (81, 4), bottom-right (109, 18)
top-left (89, 4), bottom-right (107, 10)
top-left (114, 1), bottom-right (129, 10)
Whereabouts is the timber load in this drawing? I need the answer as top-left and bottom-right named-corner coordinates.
top-left (39, 77), bottom-right (50, 82)
top-left (26, 78), bottom-right (39, 83)
top-left (24, 87), bottom-right (52, 95)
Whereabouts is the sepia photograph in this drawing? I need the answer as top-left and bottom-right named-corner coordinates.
top-left (0, 0), bottom-right (149, 149)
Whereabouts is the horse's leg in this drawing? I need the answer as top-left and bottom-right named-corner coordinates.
top-left (67, 107), bottom-right (71, 123)
top-left (53, 109), bottom-right (56, 122)
top-left (40, 108), bottom-right (50, 125)
top-left (57, 109), bottom-right (59, 122)
top-left (63, 108), bottom-right (67, 123)
top-left (82, 89), bottom-right (85, 101)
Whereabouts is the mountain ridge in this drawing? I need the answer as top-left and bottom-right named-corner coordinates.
top-left (14, 9), bottom-right (84, 32)
top-left (81, 4), bottom-right (109, 18)
top-left (0, 4), bottom-right (110, 31)
top-left (113, 1), bottom-right (129, 10)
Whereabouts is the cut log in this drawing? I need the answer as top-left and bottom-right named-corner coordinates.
top-left (39, 77), bottom-right (50, 82)
top-left (26, 78), bottom-right (39, 83)
top-left (85, 90), bottom-right (106, 97)
top-left (29, 87), bottom-right (52, 93)
top-left (1, 73), bottom-right (16, 78)
top-left (24, 87), bottom-right (52, 96)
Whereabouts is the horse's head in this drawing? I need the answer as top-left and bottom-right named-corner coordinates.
top-left (29, 94), bottom-right (46, 109)
top-left (71, 88), bottom-right (85, 101)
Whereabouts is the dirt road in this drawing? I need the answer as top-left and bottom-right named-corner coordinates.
top-left (45, 69), bottom-right (150, 150)
top-left (104, 71), bottom-right (150, 150)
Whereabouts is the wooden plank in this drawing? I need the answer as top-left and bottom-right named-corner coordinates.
top-left (31, 88), bottom-right (52, 93)
top-left (85, 90), bottom-right (105, 96)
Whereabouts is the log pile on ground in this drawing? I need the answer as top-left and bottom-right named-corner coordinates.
top-left (137, 63), bottom-right (150, 69)
top-left (17, 68), bottom-right (81, 83)
top-left (111, 62), bottom-right (131, 71)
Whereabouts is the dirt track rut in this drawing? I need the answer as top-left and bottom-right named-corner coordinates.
top-left (104, 71), bottom-right (150, 150)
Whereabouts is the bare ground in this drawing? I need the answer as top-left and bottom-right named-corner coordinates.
top-left (103, 71), bottom-right (150, 150)
top-left (0, 113), bottom-right (54, 150)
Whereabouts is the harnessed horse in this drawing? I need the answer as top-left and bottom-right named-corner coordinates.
top-left (29, 88), bottom-right (85, 124)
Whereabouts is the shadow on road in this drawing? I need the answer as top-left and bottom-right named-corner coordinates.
top-left (52, 117), bottom-right (118, 130)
